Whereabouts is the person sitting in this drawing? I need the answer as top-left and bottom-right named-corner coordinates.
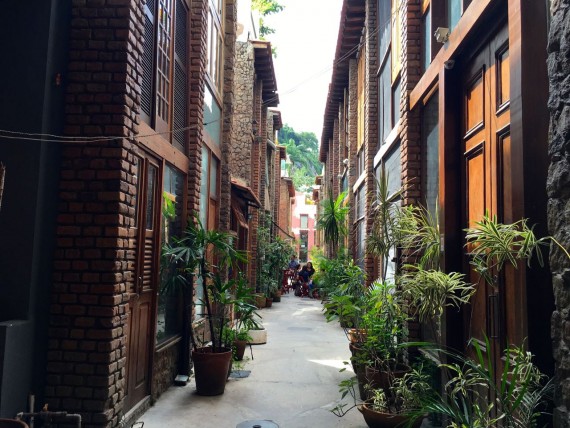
top-left (297, 265), bottom-right (312, 297)
top-left (288, 255), bottom-right (300, 271)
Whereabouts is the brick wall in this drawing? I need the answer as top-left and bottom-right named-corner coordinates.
top-left (364, 0), bottom-right (378, 283)
top-left (400, 0), bottom-right (421, 206)
top-left (48, 0), bottom-right (144, 425)
top-left (347, 59), bottom-right (358, 260)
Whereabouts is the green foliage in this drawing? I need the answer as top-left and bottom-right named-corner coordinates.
top-left (251, 0), bottom-right (284, 38)
top-left (409, 339), bottom-right (552, 428)
top-left (465, 213), bottom-right (552, 286)
top-left (161, 213), bottom-right (246, 351)
top-left (317, 191), bottom-right (349, 257)
top-left (278, 123), bottom-right (321, 190)
top-left (400, 267), bottom-right (474, 324)
top-left (256, 212), bottom-right (295, 297)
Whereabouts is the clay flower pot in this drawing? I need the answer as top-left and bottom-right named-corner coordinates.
top-left (358, 404), bottom-right (423, 428)
top-left (191, 346), bottom-right (232, 396)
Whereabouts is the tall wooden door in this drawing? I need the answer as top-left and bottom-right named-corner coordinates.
top-left (125, 154), bottom-right (160, 411)
top-left (461, 23), bottom-right (519, 374)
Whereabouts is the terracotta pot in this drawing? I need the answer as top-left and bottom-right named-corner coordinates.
top-left (364, 364), bottom-right (411, 395)
top-left (265, 297), bottom-right (273, 308)
top-left (255, 294), bottom-right (266, 309)
top-left (273, 290), bottom-right (281, 302)
top-left (191, 346), bottom-right (232, 396)
top-left (358, 404), bottom-right (423, 428)
top-left (234, 339), bottom-right (247, 361)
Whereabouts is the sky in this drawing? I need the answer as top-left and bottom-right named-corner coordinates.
top-left (263, 0), bottom-right (344, 140)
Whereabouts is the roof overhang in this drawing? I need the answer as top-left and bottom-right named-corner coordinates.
top-left (231, 178), bottom-right (261, 208)
top-left (319, 0), bottom-right (365, 162)
top-left (253, 40), bottom-right (279, 107)
top-left (283, 177), bottom-right (295, 198)
top-left (315, 175), bottom-right (323, 185)
top-left (269, 108), bottom-right (283, 130)
top-left (278, 145), bottom-right (287, 160)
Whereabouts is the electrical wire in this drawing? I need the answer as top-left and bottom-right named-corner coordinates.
top-left (0, 18), bottom-right (379, 144)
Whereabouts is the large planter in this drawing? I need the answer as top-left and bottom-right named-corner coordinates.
top-left (191, 346), bottom-right (232, 396)
top-left (364, 364), bottom-right (411, 394)
top-left (358, 404), bottom-right (423, 428)
top-left (273, 290), bottom-right (281, 302)
top-left (347, 328), bottom-right (367, 343)
top-left (265, 297), bottom-right (273, 308)
top-left (247, 327), bottom-right (267, 345)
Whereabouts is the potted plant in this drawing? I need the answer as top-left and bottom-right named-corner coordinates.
top-left (162, 214), bottom-right (246, 396)
top-left (332, 363), bottom-right (430, 428)
top-left (407, 339), bottom-right (552, 427)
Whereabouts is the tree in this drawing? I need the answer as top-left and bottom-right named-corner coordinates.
top-left (251, 0), bottom-right (284, 38)
top-left (317, 191), bottom-right (349, 258)
top-left (278, 123), bottom-right (321, 191)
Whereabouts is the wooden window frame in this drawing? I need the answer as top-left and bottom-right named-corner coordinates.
top-left (141, 0), bottom-right (190, 151)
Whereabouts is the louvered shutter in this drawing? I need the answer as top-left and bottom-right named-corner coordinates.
top-left (142, 0), bottom-right (156, 122)
top-left (173, 0), bottom-right (188, 151)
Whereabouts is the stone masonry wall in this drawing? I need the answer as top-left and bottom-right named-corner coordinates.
top-left (219, 0), bottom-right (237, 234)
top-left (231, 41), bottom-right (255, 186)
top-left (547, 0), bottom-right (570, 425)
top-left (47, 0), bottom-right (144, 426)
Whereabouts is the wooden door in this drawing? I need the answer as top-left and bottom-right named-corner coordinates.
top-left (461, 23), bottom-right (516, 374)
top-left (125, 154), bottom-right (160, 411)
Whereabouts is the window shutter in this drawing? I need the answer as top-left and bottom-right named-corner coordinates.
top-left (173, 0), bottom-right (188, 151)
top-left (142, 0), bottom-right (156, 120)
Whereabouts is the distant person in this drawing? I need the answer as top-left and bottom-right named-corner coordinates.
top-left (305, 261), bottom-right (315, 278)
top-left (288, 255), bottom-right (300, 271)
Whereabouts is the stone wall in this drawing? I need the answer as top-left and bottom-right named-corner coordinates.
top-left (547, 0), bottom-right (570, 425)
top-left (231, 41), bottom-right (255, 186)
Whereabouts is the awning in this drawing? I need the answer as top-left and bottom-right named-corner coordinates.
top-left (231, 201), bottom-right (248, 229)
top-left (231, 179), bottom-right (261, 208)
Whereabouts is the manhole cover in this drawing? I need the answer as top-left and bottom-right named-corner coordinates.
top-left (236, 420), bottom-right (279, 428)
top-left (288, 326), bottom-right (312, 331)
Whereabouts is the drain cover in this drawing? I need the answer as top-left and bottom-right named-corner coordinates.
top-left (236, 420), bottom-right (279, 428)
top-left (288, 326), bottom-right (312, 331)
top-left (229, 370), bottom-right (251, 378)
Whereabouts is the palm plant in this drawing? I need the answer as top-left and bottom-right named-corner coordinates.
top-left (317, 190), bottom-right (349, 258)
top-left (409, 338), bottom-right (552, 428)
top-left (161, 213), bottom-right (246, 352)
top-left (465, 213), bottom-right (570, 286)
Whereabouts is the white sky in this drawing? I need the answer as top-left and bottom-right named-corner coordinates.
top-left (264, 0), bottom-right (344, 140)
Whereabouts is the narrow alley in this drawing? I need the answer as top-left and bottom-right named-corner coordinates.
top-left (138, 294), bottom-right (365, 428)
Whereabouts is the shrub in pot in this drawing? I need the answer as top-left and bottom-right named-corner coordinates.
top-left (161, 214), bottom-right (246, 395)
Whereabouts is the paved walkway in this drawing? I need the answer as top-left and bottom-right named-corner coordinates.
top-left (138, 293), bottom-right (367, 428)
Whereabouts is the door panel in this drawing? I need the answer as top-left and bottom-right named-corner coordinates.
top-left (461, 24), bottom-right (513, 375)
top-left (125, 154), bottom-right (160, 411)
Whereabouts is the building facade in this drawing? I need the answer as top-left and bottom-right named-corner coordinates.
top-left (0, 0), bottom-right (284, 426)
top-left (291, 191), bottom-right (317, 263)
top-left (320, 0), bottom-right (565, 423)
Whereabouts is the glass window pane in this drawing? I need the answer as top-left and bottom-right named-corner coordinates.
top-left (379, 54), bottom-right (392, 144)
top-left (204, 87), bottom-right (222, 147)
top-left (157, 164), bottom-right (185, 343)
top-left (423, 95), bottom-right (439, 215)
top-left (300, 215), bottom-right (308, 229)
top-left (392, 78), bottom-right (401, 126)
top-left (384, 144), bottom-right (401, 197)
top-left (377, 0), bottom-right (391, 61)
top-left (448, 0), bottom-right (461, 30)
top-left (210, 155), bottom-right (219, 198)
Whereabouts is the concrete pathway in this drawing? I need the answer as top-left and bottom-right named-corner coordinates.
top-left (138, 293), bottom-right (367, 428)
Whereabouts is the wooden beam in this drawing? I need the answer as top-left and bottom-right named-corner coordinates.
top-left (409, 0), bottom-right (494, 110)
